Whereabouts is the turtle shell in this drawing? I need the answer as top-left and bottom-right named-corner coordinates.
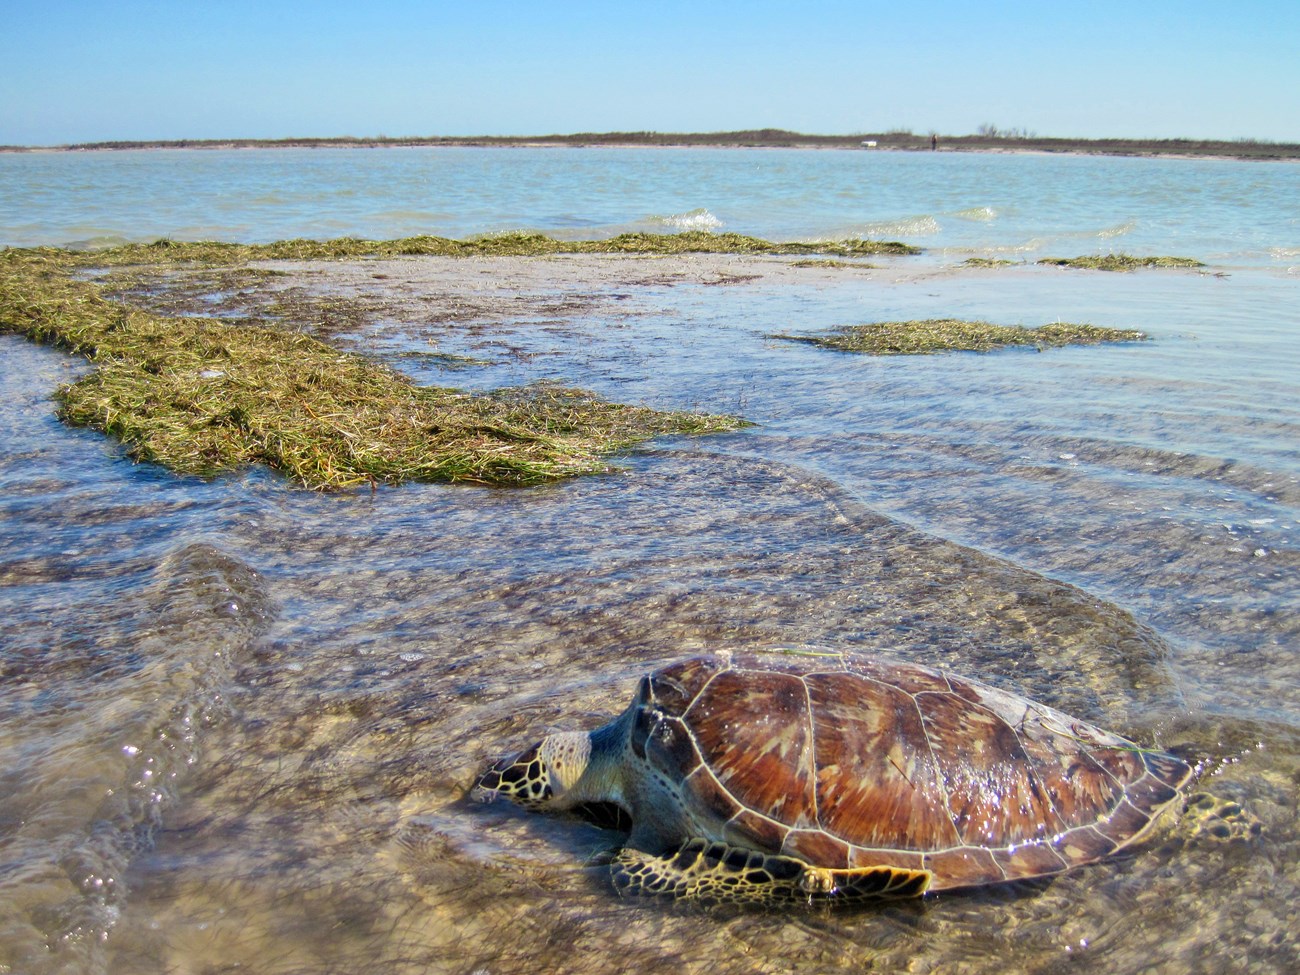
top-left (629, 652), bottom-right (1192, 891)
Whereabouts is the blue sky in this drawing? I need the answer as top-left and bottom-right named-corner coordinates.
top-left (2, 1), bottom-right (1297, 145)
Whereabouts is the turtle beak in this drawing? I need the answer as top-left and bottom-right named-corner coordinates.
top-left (469, 756), bottom-right (513, 803)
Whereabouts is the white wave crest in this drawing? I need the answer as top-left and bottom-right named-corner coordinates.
top-left (651, 208), bottom-right (723, 231)
top-left (858, 215), bottom-right (940, 237)
top-left (1097, 220), bottom-right (1137, 239)
top-left (951, 206), bottom-right (998, 222)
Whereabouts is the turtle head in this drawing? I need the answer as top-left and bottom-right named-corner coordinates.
top-left (471, 731), bottom-right (593, 811)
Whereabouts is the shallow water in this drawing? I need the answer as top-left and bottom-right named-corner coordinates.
top-left (2, 240), bottom-right (1298, 974)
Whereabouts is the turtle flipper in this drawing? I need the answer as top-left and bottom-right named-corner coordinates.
top-left (610, 838), bottom-right (931, 905)
top-left (1180, 793), bottom-right (1262, 842)
top-left (829, 864), bottom-right (931, 900)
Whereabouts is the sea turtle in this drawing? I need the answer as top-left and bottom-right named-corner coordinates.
top-left (471, 651), bottom-right (1251, 904)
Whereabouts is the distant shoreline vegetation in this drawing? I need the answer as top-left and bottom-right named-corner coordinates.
top-left (3, 129), bottom-right (1297, 160)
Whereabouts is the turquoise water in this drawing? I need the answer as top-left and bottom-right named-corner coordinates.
top-left (1, 149), bottom-right (1298, 974)
top-left (2, 146), bottom-right (1298, 264)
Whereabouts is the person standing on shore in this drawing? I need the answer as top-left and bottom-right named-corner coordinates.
top-left (931, 133), bottom-right (938, 150)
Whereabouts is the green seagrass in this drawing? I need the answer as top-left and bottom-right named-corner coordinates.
top-left (771, 319), bottom-right (1147, 355)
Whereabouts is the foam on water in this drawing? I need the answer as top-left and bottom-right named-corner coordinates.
top-left (1096, 219), bottom-right (1138, 239)
top-left (951, 205), bottom-right (998, 222)
top-left (648, 207), bottom-right (723, 231)
top-left (854, 214), bottom-right (942, 238)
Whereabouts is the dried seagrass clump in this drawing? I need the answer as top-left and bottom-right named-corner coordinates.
top-left (0, 251), bottom-right (745, 489)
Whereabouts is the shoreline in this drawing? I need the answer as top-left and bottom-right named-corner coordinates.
top-left (4, 131), bottom-right (1298, 162)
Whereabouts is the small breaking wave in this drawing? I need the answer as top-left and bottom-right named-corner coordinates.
top-left (951, 206), bottom-right (998, 222)
top-left (856, 215), bottom-right (941, 237)
top-left (648, 208), bottom-right (723, 231)
top-left (61, 234), bottom-right (135, 251)
top-left (1097, 219), bottom-right (1138, 239)
top-left (1032, 220), bottom-right (1139, 246)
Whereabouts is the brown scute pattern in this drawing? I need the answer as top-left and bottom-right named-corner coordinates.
top-left (1123, 774), bottom-right (1179, 810)
top-left (782, 828), bottom-right (851, 870)
top-left (724, 808), bottom-right (790, 853)
top-left (944, 677), bottom-right (987, 705)
top-left (1006, 728), bottom-right (1129, 829)
top-left (682, 767), bottom-right (742, 824)
top-left (846, 656), bottom-right (952, 695)
top-left (922, 847), bottom-right (1004, 890)
top-left (1085, 746), bottom-right (1149, 787)
top-left (848, 846), bottom-right (925, 872)
top-left (734, 653), bottom-right (828, 680)
top-left (687, 670), bottom-right (818, 827)
top-left (643, 716), bottom-right (702, 778)
top-left (644, 653), bottom-right (1192, 891)
top-left (1052, 825), bottom-right (1119, 863)
top-left (648, 657), bottom-right (722, 717)
top-left (806, 673), bottom-right (960, 850)
top-left (945, 675), bottom-right (1057, 731)
top-left (1143, 751), bottom-right (1196, 791)
top-left (917, 691), bottom-right (1066, 847)
top-left (1094, 799), bottom-right (1154, 844)
top-left (991, 842), bottom-right (1070, 881)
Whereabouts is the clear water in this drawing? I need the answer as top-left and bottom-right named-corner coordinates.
top-left (1, 149), bottom-right (1298, 974)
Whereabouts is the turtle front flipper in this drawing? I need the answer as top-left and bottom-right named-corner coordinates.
top-left (611, 839), bottom-right (808, 905)
top-left (610, 839), bottom-right (931, 905)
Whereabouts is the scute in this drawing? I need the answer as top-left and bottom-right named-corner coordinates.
top-left (646, 656), bottom-right (724, 717)
top-left (916, 689), bottom-right (1068, 847)
top-left (806, 672), bottom-right (958, 851)
top-left (685, 669), bottom-right (818, 828)
top-left (783, 828), bottom-right (851, 870)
